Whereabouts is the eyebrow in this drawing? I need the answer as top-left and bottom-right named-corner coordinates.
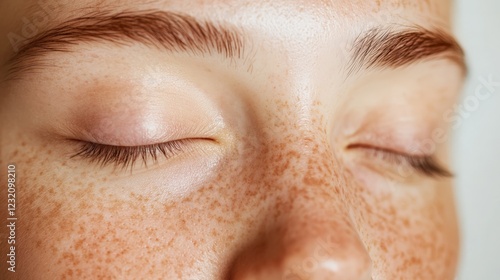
top-left (346, 27), bottom-right (466, 76)
top-left (4, 10), bottom-right (246, 80)
top-left (3, 10), bottom-right (465, 80)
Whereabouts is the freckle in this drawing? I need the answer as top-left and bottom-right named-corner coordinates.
top-left (11, 149), bottom-right (19, 157)
top-left (74, 238), bottom-right (86, 250)
top-left (380, 241), bottom-right (388, 253)
top-left (49, 202), bottom-right (62, 216)
top-left (62, 252), bottom-right (77, 265)
top-left (50, 244), bottom-right (58, 254)
top-left (86, 251), bottom-right (95, 259)
top-left (216, 216), bottom-right (224, 223)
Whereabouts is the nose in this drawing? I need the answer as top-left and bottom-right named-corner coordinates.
top-left (230, 208), bottom-right (372, 280)
top-left (229, 137), bottom-right (372, 280)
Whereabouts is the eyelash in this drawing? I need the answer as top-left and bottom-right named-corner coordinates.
top-left (71, 140), bottom-right (190, 169)
top-left (349, 144), bottom-right (453, 178)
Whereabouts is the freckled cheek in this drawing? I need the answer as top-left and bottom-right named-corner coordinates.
top-left (7, 137), bottom-right (246, 277)
top-left (17, 165), bottom-right (257, 279)
top-left (352, 185), bottom-right (458, 278)
top-left (19, 184), bottom-right (175, 277)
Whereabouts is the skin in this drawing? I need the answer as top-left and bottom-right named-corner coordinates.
top-left (0, 0), bottom-right (463, 279)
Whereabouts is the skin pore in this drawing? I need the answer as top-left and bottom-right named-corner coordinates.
top-left (0, 0), bottom-right (464, 279)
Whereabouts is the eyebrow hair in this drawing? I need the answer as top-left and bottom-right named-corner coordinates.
top-left (3, 10), bottom-right (465, 81)
top-left (346, 27), bottom-right (466, 76)
top-left (4, 10), bottom-right (246, 80)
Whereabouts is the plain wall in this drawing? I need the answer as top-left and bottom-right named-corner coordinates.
top-left (454, 0), bottom-right (500, 279)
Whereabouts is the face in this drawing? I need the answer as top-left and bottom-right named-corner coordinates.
top-left (0, 0), bottom-right (465, 279)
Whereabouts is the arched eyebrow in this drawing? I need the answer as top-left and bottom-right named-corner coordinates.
top-left (4, 10), bottom-right (247, 80)
top-left (346, 26), bottom-right (466, 76)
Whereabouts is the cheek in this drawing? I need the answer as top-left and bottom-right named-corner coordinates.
top-left (351, 181), bottom-right (459, 279)
top-left (6, 133), bottom-right (259, 279)
top-left (19, 175), bottom-right (223, 278)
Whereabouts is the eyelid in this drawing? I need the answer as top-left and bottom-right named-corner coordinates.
top-left (347, 143), bottom-right (453, 178)
top-left (71, 139), bottom-right (194, 170)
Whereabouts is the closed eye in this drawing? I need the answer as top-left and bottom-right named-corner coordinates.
top-left (70, 139), bottom-right (194, 170)
top-left (347, 144), bottom-right (453, 178)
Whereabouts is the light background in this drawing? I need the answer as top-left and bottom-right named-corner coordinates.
top-left (454, 0), bottom-right (500, 279)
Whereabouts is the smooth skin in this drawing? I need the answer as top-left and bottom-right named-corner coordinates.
top-left (0, 0), bottom-right (463, 279)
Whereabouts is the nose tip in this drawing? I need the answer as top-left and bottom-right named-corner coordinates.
top-left (281, 245), bottom-right (371, 280)
top-left (282, 242), bottom-right (372, 280)
top-left (230, 230), bottom-right (372, 280)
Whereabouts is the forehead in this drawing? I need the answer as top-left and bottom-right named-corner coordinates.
top-left (13, 0), bottom-right (451, 24)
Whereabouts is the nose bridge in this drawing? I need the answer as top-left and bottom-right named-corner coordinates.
top-left (255, 121), bottom-right (350, 222)
top-left (260, 125), bottom-right (346, 207)
top-left (230, 128), bottom-right (372, 279)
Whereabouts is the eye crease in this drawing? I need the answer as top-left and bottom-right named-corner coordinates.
top-left (70, 139), bottom-right (193, 170)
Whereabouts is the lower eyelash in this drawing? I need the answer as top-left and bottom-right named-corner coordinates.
top-left (71, 139), bottom-right (190, 169)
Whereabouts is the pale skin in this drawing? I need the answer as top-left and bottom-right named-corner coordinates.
top-left (0, 0), bottom-right (464, 279)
